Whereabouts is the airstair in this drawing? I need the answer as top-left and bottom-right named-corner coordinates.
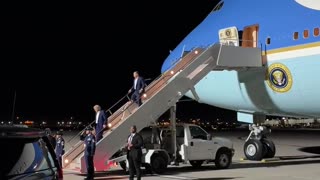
top-left (62, 43), bottom-right (262, 172)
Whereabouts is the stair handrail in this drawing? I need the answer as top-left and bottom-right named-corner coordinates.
top-left (65, 47), bottom-right (204, 148)
top-left (65, 93), bottom-right (131, 145)
top-left (65, 68), bottom-right (175, 146)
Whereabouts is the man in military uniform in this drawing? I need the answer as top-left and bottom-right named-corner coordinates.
top-left (80, 126), bottom-right (96, 180)
top-left (55, 130), bottom-right (65, 168)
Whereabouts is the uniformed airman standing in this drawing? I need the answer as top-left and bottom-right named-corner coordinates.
top-left (55, 130), bottom-right (65, 168)
top-left (80, 126), bottom-right (96, 180)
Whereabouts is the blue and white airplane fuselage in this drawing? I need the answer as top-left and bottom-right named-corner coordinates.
top-left (161, 0), bottom-right (320, 121)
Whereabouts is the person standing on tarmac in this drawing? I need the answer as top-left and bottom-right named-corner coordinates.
top-left (80, 126), bottom-right (96, 180)
top-left (55, 130), bottom-right (65, 168)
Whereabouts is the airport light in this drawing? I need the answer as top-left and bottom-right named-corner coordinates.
top-left (108, 123), bottom-right (112, 128)
top-left (64, 159), bottom-right (69, 164)
top-left (143, 93), bottom-right (147, 98)
top-left (195, 50), bottom-right (199, 54)
top-left (170, 70), bottom-right (174, 75)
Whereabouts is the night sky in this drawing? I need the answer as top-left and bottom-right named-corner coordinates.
top-left (1, 0), bottom-right (236, 123)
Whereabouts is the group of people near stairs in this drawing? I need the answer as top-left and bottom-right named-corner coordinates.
top-left (51, 71), bottom-right (146, 180)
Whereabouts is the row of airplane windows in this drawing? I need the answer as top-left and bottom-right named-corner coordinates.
top-left (266, 27), bottom-right (319, 45)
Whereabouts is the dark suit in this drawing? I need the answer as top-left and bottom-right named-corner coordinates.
top-left (95, 110), bottom-right (107, 142)
top-left (130, 77), bottom-right (145, 106)
top-left (81, 133), bottom-right (96, 180)
top-left (55, 137), bottom-right (64, 167)
top-left (127, 133), bottom-right (143, 180)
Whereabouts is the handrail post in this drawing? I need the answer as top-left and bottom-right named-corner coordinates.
top-left (108, 109), bottom-right (112, 115)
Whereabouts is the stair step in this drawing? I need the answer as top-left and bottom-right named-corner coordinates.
top-left (69, 162), bottom-right (81, 169)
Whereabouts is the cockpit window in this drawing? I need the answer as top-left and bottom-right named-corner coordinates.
top-left (211, 1), bottom-right (224, 12)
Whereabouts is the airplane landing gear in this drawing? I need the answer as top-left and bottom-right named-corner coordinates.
top-left (243, 124), bottom-right (276, 160)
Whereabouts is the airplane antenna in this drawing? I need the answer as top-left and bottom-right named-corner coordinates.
top-left (11, 90), bottom-right (17, 123)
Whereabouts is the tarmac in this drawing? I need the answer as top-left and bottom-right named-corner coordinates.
top-left (63, 128), bottom-right (320, 180)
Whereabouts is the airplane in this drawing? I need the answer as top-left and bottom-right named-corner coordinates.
top-left (160, 0), bottom-right (320, 161)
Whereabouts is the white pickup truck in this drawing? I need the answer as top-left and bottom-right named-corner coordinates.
top-left (109, 123), bottom-right (234, 173)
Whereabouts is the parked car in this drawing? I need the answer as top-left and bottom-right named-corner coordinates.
top-left (0, 125), bottom-right (63, 180)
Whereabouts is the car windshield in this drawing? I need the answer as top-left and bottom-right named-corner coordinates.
top-left (0, 137), bottom-right (57, 179)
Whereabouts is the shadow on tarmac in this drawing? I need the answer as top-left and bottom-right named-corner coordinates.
top-left (299, 146), bottom-right (320, 155)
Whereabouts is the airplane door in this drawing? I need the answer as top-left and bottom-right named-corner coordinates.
top-left (242, 24), bottom-right (259, 48)
top-left (218, 26), bottom-right (239, 46)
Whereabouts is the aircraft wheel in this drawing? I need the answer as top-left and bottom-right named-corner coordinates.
top-left (262, 138), bottom-right (276, 158)
top-left (244, 139), bottom-right (265, 161)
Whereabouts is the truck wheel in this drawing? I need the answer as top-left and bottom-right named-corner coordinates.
top-left (262, 138), bottom-right (276, 158)
top-left (215, 149), bottom-right (232, 169)
top-left (189, 160), bottom-right (204, 168)
top-left (244, 139), bottom-right (265, 161)
top-left (151, 155), bottom-right (167, 174)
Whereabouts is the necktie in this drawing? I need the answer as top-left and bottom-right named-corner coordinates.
top-left (129, 134), bottom-right (133, 143)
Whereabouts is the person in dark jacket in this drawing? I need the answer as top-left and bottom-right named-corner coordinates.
top-left (93, 104), bottom-right (108, 142)
top-left (80, 126), bottom-right (96, 180)
top-left (126, 125), bottom-right (143, 180)
top-left (55, 130), bottom-right (64, 167)
top-left (128, 71), bottom-right (146, 106)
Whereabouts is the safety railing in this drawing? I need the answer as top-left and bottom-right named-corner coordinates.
top-left (65, 43), bottom-right (216, 167)
top-left (104, 47), bottom-right (206, 131)
top-left (65, 46), bottom-right (207, 150)
top-left (65, 93), bottom-right (131, 146)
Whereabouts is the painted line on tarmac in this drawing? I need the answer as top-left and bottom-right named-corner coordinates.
top-left (63, 169), bottom-right (81, 173)
top-left (153, 174), bottom-right (198, 179)
top-left (239, 157), bottom-right (280, 162)
top-left (94, 176), bottom-right (127, 179)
